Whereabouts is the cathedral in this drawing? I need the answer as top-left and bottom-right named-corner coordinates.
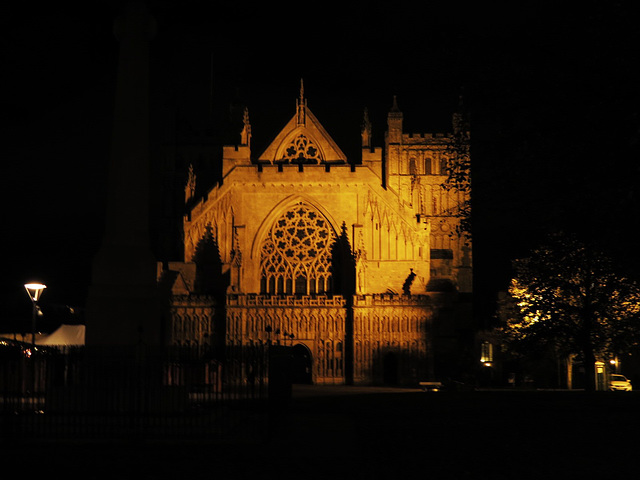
top-left (160, 84), bottom-right (472, 385)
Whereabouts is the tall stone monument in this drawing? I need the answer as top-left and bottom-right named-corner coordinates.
top-left (85, 2), bottom-right (161, 347)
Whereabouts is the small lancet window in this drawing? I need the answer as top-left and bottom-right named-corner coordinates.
top-left (409, 158), bottom-right (417, 175)
top-left (424, 158), bottom-right (432, 175)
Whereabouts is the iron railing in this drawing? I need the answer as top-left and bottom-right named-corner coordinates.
top-left (0, 341), bottom-right (274, 442)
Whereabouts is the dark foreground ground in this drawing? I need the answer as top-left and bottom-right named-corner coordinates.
top-left (3, 386), bottom-right (638, 479)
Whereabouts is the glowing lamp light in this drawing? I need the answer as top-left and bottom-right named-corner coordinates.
top-left (25, 283), bottom-right (47, 302)
top-left (24, 282), bottom-right (46, 346)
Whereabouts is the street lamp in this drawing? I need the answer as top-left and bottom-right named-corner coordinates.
top-left (24, 283), bottom-right (46, 346)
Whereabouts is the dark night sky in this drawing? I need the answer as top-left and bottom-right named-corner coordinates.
top-left (2, 1), bottom-right (639, 331)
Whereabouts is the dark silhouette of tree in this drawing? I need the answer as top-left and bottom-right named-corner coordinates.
top-left (442, 95), bottom-right (471, 242)
top-left (498, 232), bottom-right (640, 391)
top-left (330, 222), bottom-right (356, 300)
top-left (330, 222), bottom-right (356, 384)
top-left (192, 224), bottom-right (224, 297)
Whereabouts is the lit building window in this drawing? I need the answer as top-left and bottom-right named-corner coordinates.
top-left (480, 341), bottom-right (493, 365)
top-left (260, 202), bottom-right (334, 295)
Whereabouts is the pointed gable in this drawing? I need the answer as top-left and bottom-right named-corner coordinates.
top-left (258, 83), bottom-right (347, 164)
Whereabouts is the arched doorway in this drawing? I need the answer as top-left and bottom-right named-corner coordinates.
top-left (383, 352), bottom-right (398, 385)
top-left (291, 344), bottom-right (313, 384)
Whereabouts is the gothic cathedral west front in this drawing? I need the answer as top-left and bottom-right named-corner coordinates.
top-left (160, 84), bottom-right (472, 385)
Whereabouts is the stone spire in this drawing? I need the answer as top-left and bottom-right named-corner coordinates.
top-left (296, 78), bottom-right (306, 126)
top-left (185, 163), bottom-right (196, 204)
top-left (240, 107), bottom-right (251, 146)
top-left (361, 108), bottom-right (372, 148)
top-left (387, 95), bottom-right (403, 144)
top-left (390, 94), bottom-right (401, 112)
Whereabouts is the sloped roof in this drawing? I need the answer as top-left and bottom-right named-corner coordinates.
top-left (258, 90), bottom-right (347, 164)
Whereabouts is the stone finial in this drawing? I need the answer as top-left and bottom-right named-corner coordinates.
top-left (185, 163), bottom-right (196, 203)
top-left (390, 95), bottom-right (401, 112)
top-left (296, 78), bottom-right (306, 126)
top-left (361, 108), bottom-right (372, 148)
top-left (240, 107), bottom-right (252, 146)
top-left (230, 227), bottom-right (242, 267)
top-left (387, 95), bottom-right (403, 144)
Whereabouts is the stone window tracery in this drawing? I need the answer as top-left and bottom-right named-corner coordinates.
top-left (260, 202), bottom-right (334, 295)
top-left (280, 134), bottom-right (323, 163)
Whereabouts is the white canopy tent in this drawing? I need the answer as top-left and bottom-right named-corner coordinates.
top-left (37, 324), bottom-right (85, 346)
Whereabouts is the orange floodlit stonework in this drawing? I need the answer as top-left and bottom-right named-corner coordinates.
top-left (161, 85), bottom-right (472, 385)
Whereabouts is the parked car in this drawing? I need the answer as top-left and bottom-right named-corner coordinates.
top-left (609, 374), bottom-right (633, 391)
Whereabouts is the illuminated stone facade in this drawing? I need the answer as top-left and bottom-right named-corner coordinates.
top-left (161, 86), bottom-right (471, 385)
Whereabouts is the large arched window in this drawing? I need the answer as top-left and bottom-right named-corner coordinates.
top-left (260, 202), bottom-right (335, 295)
